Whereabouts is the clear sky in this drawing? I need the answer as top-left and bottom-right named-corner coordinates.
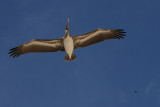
top-left (0, 0), bottom-right (160, 107)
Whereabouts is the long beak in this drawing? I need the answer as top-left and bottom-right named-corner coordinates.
top-left (66, 18), bottom-right (69, 30)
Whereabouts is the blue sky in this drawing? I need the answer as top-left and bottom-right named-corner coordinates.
top-left (0, 0), bottom-right (160, 107)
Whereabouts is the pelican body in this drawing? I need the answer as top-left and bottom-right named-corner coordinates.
top-left (9, 19), bottom-right (126, 61)
top-left (63, 31), bottom-right (75, 61)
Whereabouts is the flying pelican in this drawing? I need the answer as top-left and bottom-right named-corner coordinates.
top-left (9, 19), bottom-right (126, 61)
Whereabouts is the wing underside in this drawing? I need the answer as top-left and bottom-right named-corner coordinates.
top-left (73, 29), bottom-right (126, 49)
top-left (9, 38), bottom-right (64, 58)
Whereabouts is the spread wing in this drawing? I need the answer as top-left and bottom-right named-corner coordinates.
top-left (73, 29), bottom-right (126, 49)
top-left (9, 38), bottom-right (64, 58)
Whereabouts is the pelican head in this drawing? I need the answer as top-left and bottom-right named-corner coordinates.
top-left (65, 18), bottom-right (69, 34)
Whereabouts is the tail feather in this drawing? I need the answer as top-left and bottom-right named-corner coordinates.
top-left (64, 54), bottom-right (70, 61)
top-left (64, 53), bottom-right (76, 61)
top-left (71, 53), bottom-right (76, 61)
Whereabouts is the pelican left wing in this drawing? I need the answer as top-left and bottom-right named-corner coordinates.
top-left (9, 38), bottom-right (64, 58)
top-left (73, 29), bottom-right (126, 49)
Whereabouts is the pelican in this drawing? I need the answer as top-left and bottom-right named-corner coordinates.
top-left (9, 19), bottom-right (126, 61)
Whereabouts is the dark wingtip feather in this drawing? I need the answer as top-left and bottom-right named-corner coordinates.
top-left (114, 29), bottom-right (126, 39)
top-left (9, 47), bottom-right (18, 51)
top-left (8, 46), bottom-right (21, 58)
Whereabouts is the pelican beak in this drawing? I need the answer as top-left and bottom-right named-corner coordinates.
top-left (66, 18), bottom-right (69, 31)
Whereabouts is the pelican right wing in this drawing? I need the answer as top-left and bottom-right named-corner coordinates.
top-left (73, 29), bottom-right (126, 49)
top-left (9, 38), bottom-right (64, 58)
